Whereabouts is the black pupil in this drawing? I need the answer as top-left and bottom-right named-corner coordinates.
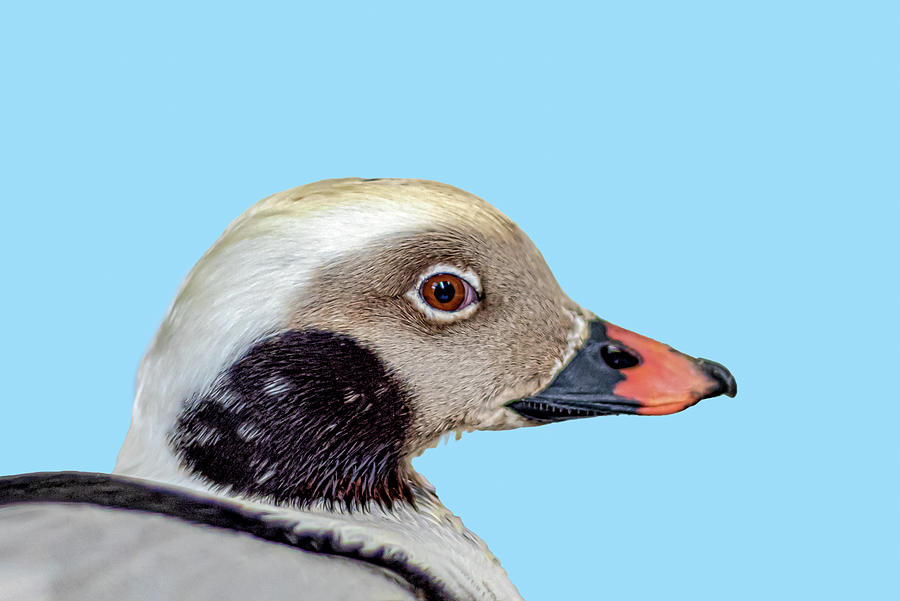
top-left (433, 280), bottom-right (457, 303)
top-left (600, 344), bottom-right (640, 369)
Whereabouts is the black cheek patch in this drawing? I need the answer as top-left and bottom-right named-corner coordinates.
top-left (170, 330), bottom-right (414, 509)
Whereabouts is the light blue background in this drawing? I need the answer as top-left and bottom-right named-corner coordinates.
top-left (1, 2), bottom-right (896, 599)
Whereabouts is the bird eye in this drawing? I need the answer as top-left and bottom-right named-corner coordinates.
top-left (420, 273), bottom-right (478, 312)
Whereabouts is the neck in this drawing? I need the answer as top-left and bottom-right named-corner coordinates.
top-left (159, 329), bottom-right (417, 509)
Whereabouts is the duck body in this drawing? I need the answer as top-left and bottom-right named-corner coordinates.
top-left (0, 179), bottom-right (735, 600)
top-left (0, 472), bottom-right (515, 601)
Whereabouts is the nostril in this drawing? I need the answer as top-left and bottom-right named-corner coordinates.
top-left (600, 343), bottom-right (641, 369)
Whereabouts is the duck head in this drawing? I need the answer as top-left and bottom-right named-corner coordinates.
top-left (115, 178), bottom-right (735, 509)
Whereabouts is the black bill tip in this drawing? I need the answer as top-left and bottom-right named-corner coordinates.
top-left (695, 358), bottom-right (737, 398)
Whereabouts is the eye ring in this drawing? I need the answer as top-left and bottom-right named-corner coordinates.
top-left (420, 273), bottom-right (478, 312)
top-left (406, 265), bottom-right (482, 322)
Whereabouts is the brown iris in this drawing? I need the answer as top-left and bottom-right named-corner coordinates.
top-left (421, 273), bottom-right (467, 311)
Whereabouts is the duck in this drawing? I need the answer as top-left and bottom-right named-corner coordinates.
top-left (0, 178), bottom-right (736, 601)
